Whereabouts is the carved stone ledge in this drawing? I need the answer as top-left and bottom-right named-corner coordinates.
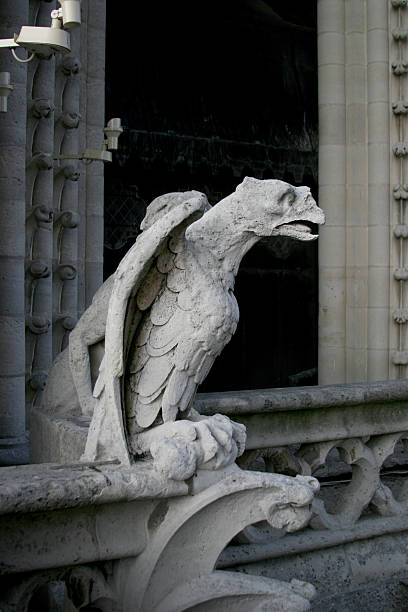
top-left (394, 267), bottom-right (408, 280)
top-left (29, 372), bottom-right (48, 391)
top-left (392, 60), bottom-right (408, 75)
top-left (394, 224), bottom-right (408, 238)
top-left (31, 205), bottom-right (53, 226)
top-left (392, 309), bottom-right (408, 323)
top-left (392, 100), bottom-right (408, 114)
top-left (392, 351), bottom-right (408, 365)
top-left (392, 26), bottom-right (408, 40)
top-left (393, 142), bottom-right (408, 157)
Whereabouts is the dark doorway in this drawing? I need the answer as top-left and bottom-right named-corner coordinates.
top-left (105, 0), bottom-right (318, 391)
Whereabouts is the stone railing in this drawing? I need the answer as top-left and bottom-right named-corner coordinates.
top-left (3, 380), bottom-right (408, 609)
top-left (196, 381), bottom-right (408, 592)
top-left (0, 458), bottom-right (318, 610)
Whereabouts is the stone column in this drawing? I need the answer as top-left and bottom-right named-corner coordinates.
top-left (78, 0), bottom-right (105, 312)
top-left (318, 0), bottom-right (393, 384)
top-left (367, 0), bottom-right (391, 380)
top-left (0, 0), bottom-right (29, 464)
top-left (318, 0), bottom-right (347, 383)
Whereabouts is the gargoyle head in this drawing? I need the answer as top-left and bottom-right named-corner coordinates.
top-left (235, 176), bottom-right (325, 240)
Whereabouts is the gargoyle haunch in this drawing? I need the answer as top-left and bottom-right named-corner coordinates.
top-left (42, 177), bottom-right (325, 479)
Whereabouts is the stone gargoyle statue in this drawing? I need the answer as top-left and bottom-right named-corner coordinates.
top-left (43, 177), bottom-right (325, 480)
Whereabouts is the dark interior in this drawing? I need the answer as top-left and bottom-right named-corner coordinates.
top-left (104, 0), bottom-right (318, 391)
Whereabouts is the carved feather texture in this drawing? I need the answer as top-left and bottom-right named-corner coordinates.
top-left (121, 195), bottom-right (239, 453)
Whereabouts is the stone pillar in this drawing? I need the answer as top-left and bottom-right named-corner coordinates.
top-left (78, 0), bottom-right (105, 312)
top-left (318, 0), bottom-right (347, 383)
top-left (0, 0), bottom-right (29, 464)
top-left (367, 0), bottom-right (391, 379)
top-left (318, 0), bottom-right (394, 384)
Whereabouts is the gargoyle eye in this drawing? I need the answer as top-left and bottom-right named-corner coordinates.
top-left (278, 188), bottom-right (296, 207)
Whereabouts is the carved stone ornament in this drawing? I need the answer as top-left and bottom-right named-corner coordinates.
top-left (394, 267), bottom-right (408, 280)
top-left (392, 100), bottom-right (408, 114)
top-left (392, 308), bottom-right (408, 323)
top-left (28, 153), bottom-right (53, 170)
top-left (392, 0), bottom-right (408, 7)
top-left (58, 210), bottom-right (81, 228)
top-left (393, 184), bottom-right (408, 200)
top-left (29, 260), bottom-right (51, 278)
top-left (394, 224), bottom-right (408, 238)
top-left (31, 98), bottom-right (55, 119)
top-left (61, 55), bottom-right (81, 75)
top-left (42, 178), bottom-right (325, 477)
top-left (32, 204), bottom-right (53, 226)
top-left (393, 142), bottom-right (408, 157)
top-left (392, 59), bottom-right (408, 75)
top-left (61, 111), bottom-right (81, 129)
top-left (62, 163), bottom-right (80, 181)
top-left (392, 26), bottom-right (408, 40)
top-left (392, 350), bottom-right (408, 365)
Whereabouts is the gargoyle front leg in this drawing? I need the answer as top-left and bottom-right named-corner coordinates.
top-left (134, 412), bottom-right (247, 481)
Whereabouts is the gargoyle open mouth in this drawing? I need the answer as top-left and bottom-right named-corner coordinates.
top-left (274, 220), bottom-right (319, 241)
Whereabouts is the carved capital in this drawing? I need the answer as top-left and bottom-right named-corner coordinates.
top-left (27, 314), bottom-right (51, 335)
top-left (394, 224), bottom-right (408, 238)
top-left (393, 142), bottom-right (408, 157)
top-left (62, 56), bottom-right (81, 75)
top-left (61, 111), bottom-right (81, 129)
top-left (394, 267), bottom-right (408, 280)
top-left (31, 98), bottom-right (55, 119)
top-left (57, 264), bottom-right (77, 280)
top-left (392, 100), bottom-right (408, 114)
top-left (392, 0), bottom-right (408, 7)
top-left (392, 59), bottom-right (408, 75)
top-left (29, 260), bottom-right (51, 278)
top-left (392, 350), bottom-right (408, 365)
top-left (32, 205), bottom-right (53, 225)
top-left (392, 26), bottom-right (408, 40)
top-left (392, 308), bottom-right (408, 323)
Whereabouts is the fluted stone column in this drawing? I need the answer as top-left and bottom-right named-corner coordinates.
top-left (318, 0), bottom-right (394, 384)
top-left (318, 0), bottom-right (347, 383)
top-left (0, 0), bottom-right (29, 464)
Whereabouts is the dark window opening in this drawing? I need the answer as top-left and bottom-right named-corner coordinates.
top-left (105, 0), bottom-right (318, 391)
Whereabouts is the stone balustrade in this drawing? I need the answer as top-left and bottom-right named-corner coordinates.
top-left (3, 380), bottom-right (408, 609)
